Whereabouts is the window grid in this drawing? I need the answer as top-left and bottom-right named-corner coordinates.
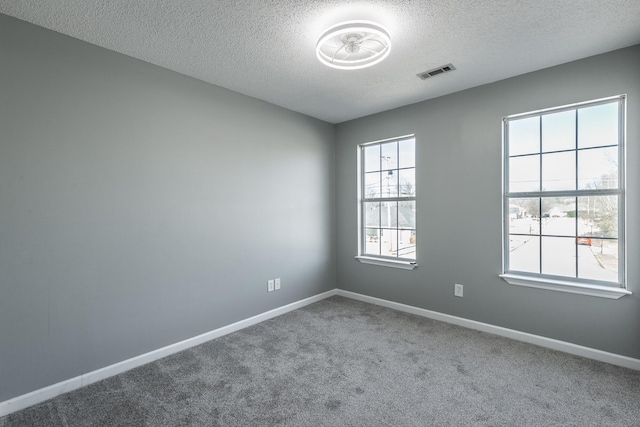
top-left (503, 96), bottom-right (625, 288)
top-left (360, 136), bottom-right (416, 261)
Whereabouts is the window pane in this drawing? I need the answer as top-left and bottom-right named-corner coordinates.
top-left (398, 201), bottom-right (416, 229)
top-left (578, 147), bottom-right (618, 190)
top-left (364, 145), bottom-right (381, 172)
top-left (381, 170), bottom-right (398, 197)
top-left (541, 197), bottom-right (575, 237)
top-left (399, 169), bottom-right (415, 196)
top-left (541, 151), bottom-right (575, 191)
top-left (364, 229), bottom-right (380, 255)
top-left (578, 195), bottom-right (618, 239)
top-left (508, 198), bottom-right (540, 235)
top-left (399, 230), bottom-right (416, 260)
top-left (542, 110), bottom-right (575, 153)
top-left (578, 239), bottom-right (618, 282)
top-left (508, 235), bottom-right (539, 273)
top-left (541, 237), bottom-right (576, 278)
top-left (578, 102), bottom-right (618, 149)
top-left (381, 141), bottom-right (398, 170)
top-left (509, 116), bottom-right (540, 156)
top-left (380, 229), bottom-right (398, 257)
top-left (380, 202), bottom-right (398, 228)
top-left (399, 138), bottom-right (415, 168)
top-left (364, 202), bottom-right (380, 227)
top-left (364, 172), bottom-right (381, 198)
top-left (509, 155), bottom-right (539, 192)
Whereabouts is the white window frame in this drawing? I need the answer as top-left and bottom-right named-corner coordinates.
top-left (356, 134), bottom-right (417, 270)
top-left (500, 95), bottom-right (630, 299)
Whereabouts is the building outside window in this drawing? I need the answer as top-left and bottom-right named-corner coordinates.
top-left (502, 96), bottom-right (627, 297)
top-left (357, 135), bottom-right (416, 267)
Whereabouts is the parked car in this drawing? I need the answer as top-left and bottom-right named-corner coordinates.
top-left (576, 237), bottom-right (592, 246)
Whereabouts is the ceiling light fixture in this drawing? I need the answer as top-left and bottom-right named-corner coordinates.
top-left (316, 21), bottom-right (391, 70)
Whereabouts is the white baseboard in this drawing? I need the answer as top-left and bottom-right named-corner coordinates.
top-left (3, 287), bottom-right (638, 418)
top-left (336, 289), bottom-right (640, 371)
top-left (0, 289), bottom-right (338, 418)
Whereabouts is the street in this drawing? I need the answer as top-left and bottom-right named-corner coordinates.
top-left (508, 217), bottom-right (617, 282)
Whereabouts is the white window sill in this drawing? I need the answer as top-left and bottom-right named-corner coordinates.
top-left (500, 274), bottom-right (631, 299)
top-left (356, 256), bottom-right (417, 270)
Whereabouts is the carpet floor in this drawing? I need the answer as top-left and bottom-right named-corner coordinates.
top-left (2, 296), bottom-right (639, 426)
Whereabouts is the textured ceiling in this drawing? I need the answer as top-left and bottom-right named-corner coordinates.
top-left (2, 1), bottom-right (640, 123)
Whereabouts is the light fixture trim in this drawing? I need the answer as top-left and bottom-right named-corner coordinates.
top-left (316, 21), bottom-right (391, 70)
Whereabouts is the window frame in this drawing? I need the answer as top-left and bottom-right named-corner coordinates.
top-left (500, 95), bottom-right (630, 299)
top-left (356, 134), bottom-right (418, 270)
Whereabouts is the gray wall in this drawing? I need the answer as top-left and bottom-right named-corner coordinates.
top-left (0, 14), bottom-right (335, 402)
top-left (1, 10), bottom-right (638, 406)
top-left (336, 45), bottom-right (640, 359)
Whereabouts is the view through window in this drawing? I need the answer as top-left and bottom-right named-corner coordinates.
top-left (504, 96), bottom-right (625, 286)
top-left (360, 136), bottom-right (416, 261)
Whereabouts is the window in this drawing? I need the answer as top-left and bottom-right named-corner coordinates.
top-left (357, 135), bottom-right (417, 269)
top-left (502, 96), bottom-right (629, 298)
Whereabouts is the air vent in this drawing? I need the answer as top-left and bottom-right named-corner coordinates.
top-left (417, 63), bottom-right (456, 80)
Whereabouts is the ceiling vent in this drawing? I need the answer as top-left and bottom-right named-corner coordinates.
top-left (417, 64), bottom-right (456, 80)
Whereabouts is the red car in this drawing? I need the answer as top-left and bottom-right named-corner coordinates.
top-left (576, 237), bottom-right (592, 246)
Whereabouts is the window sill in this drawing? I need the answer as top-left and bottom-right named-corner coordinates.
top-left (500, 274), bottom-right (631, 299)
top-left (356, 256), bottom-right (417, 270)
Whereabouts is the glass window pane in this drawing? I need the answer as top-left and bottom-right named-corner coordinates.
top-left (398, 201), bottom-right (416, 229)
top-left (509, 155), bottom-right (540, 193)
top-left (380, 229), bottom-right (398, 257)
top-left (508, 198), bottom-right (540, 235)
top-left (509, 116), bottom-right (540, 156)
top-left (541, 197), bottom-right (575, 237)
top-left (578, 239), bottom-right (618, 282)
top-left (578, 102), bottom-right (618, 149)
top-left (380, 202), bottom-right (398, 228)
top-left (381, 170), bottom-right (398, 197)
top-left (399, 138), bottom-right (415, 168)
top-left (399, 169), bottom-right (415, 196)
top-left (578, 195), bottom-right (618, 239)
top-left (508, 235), bottom-right (539, 273)
top-left (364, 145), bottom-right (380, 172)
top-left (578, 147), bottom-right (618, 190)
top-left (364, 202), bottom-right (380, 227)
top-left (399, 230), bottom-right (416, 260)
top-left (542, 110), bottom-right (575, 153)
top-left (541, 151), bottom-right (575, 191)
top-left (364, 229), bottom-right (380, 256)
top-left (364, 172), bottom-right (381, 198)
top-left (381, 141), bottom-right (398, 170)
top-left (541, 237), bottom-right (576, 278)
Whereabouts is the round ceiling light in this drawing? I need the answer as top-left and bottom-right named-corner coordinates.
top-left (316, 21), bottom-right (391, 70)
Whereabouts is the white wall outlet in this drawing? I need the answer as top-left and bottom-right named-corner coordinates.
top-left (268, 280), bottom-right (275, 292)
top-left (454, 283), bottom-right (463, 297)
top-left (274, 278), bottom-right (281, 290)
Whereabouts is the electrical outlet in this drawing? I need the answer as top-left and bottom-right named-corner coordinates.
top-left (268, 280), bottom-right (275, 292)
top-left (275, 278), bottom-right (281, 290)
top-left (454, 284), bottom-right (463, 297)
